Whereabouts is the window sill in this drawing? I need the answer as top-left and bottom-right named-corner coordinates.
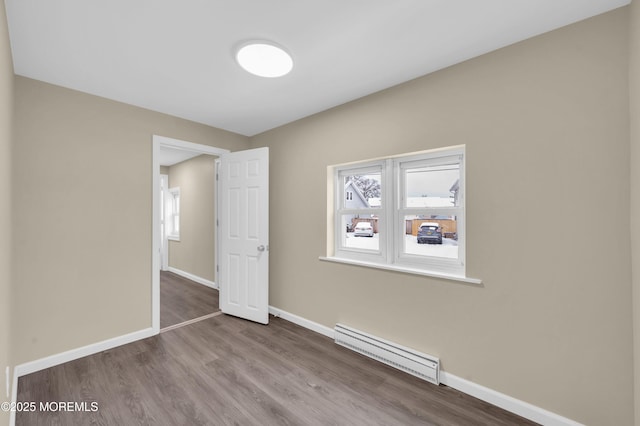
top-left (318, 256), bottom-right (482, 285)
top-left (167, 236), bottom-right (180, 242)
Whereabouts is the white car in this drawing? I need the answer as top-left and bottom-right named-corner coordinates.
top-left (353, 222), bottom-right (374, 237)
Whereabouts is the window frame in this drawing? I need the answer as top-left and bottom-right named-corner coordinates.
top-left (393, 151), bottom-right (465, 275)
top-left (331, 145), bottom-right (466, 278)
top-left (167, 187), bottom-right (181, 241)
top-left (334, 161), bottom-right (387, 263)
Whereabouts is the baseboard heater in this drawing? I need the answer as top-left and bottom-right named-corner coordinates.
top-left (334, 324), bottom-right (440, 385)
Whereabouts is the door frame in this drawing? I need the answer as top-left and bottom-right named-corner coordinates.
top-left (152, 135), bottom-right (230, 333)
top-left (159, 173), bottom-right (169, 271)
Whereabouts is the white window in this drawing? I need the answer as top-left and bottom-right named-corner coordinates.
top-left (167, 187), bottom-right (180, 241)
top-left (331, 145), bottom-right (467, 279)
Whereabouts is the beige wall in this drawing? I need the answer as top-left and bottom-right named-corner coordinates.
top-left (167, 155), bottom-right (217, 282)
top-left (5, 5), bottom-right (638, 426)
top-left (251, 9), bottom-right (633, 425)
top-left (0, 0), bottom-right (12, 424)
top-left (160, 165), bottom-right (169, 175)
top-left (630, 0), bottom-right (640, 424)
top-left (12, 77), bottom-right (249, 365)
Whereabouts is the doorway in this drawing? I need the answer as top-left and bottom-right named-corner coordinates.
top-left (152, 136), bottom-right (230, 333)
top-left (159, 152), bottom-right (219, 328)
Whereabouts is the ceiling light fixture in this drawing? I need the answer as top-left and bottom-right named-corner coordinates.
top-left (235, 41), bottom-right (293, 78)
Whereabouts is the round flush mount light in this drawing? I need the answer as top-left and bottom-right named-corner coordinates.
top-left (235, 41), bottom-right (293, 78)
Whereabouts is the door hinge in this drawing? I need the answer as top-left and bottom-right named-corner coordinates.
top-left (216, 173), bottom-right (219, 181)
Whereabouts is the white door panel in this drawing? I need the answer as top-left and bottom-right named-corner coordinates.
top-left (218, 147), bottom-right (269, 324)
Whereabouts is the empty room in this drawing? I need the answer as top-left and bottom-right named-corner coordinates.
top-left (1, 1), bottom-right (640, 425)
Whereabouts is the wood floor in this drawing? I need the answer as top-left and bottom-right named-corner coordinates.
top-left (160, 270), bottom-right (219, 329)
top-left (16, 314), bottom-right (537, 425)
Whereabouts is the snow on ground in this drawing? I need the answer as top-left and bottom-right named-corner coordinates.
top-left (343, 233), bottom-right (458, 259)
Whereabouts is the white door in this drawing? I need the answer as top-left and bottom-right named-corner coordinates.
top-left (218, 147), bottom-right (269, 324)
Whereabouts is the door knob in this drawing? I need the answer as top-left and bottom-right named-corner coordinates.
top-left (257, 245), bottom-right (266, 252)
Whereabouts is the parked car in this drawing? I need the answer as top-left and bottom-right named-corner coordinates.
top-left (353, 222), bottom-right (374, 237)
top-left (417, 222), bottom-right (442, 244)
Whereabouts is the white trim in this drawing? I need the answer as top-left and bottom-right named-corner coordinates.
top-left (319, 256), bottom-right (482, 285)
top-left (268, 306), bottom-right (334, 339)
top-left (9, 367), bottom-right (17, 426)
top-left (13, 328), bottom-right (155, 379)
top-left (439, 372), bottom-right (584, 426)
top-left (152, 135), bottom-right (230, 334)
top-left (153, 135), bottom-right (232, 157)
top-left (9, 327), bottom-right (154, 426)
top-left (215, 159), bottom-right (221, 295)
top-left (160, 174), bottom-right (169, 271)
top-left (269, 306), bottom-right (581, 426)
top-left (167, 267), bottom-right (217, 289)
top-left (152, 139), bottom-right (160, 333)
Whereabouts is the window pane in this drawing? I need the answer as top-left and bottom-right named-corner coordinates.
top-left (403, 215), bottom-right (458, 259)
top-left (405, 163), bottom-right (459, 208)
top-left (343, 173), bottom-right (381, 209)
top-left (342, 215), bottom-right (379, 251)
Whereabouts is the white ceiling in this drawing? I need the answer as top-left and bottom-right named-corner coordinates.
top-left (4, 0), bottom-right (630, 137)
top-left (158, 147), bottom-right (203, 167)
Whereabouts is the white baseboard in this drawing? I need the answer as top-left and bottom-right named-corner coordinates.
top-left (268, 306), bottom-right (582, 426)
top-left (268, 306), bottom-right (334, 339)
top-left (14, 327), bottom-right (155, 379)
top-left (167, 267), bottom-right (217, 289)
top-left (10, 327), bottom-right (155, 426)
top-left (439, 372), bottom-right (583, 426)
top-left (7, 306), bottom-right (583, 426)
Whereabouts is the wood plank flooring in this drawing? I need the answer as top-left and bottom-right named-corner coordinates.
top-left (16, 314), bottom-right (537, 425)
top-left (160, 270), bottom-right (219, 329)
